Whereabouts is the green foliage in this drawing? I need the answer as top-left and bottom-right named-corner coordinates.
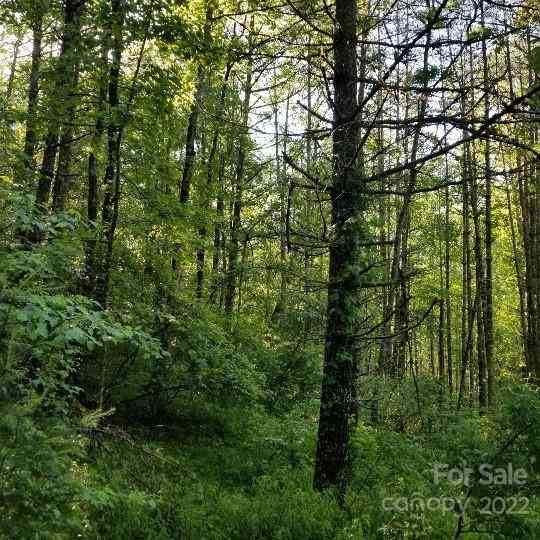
top-left (421, 7), bottom-right (447, 29)
top-left (529, 46), bottom-right (540, 75)
top-left (109, 302), bottom-right (269, 424)
top-left (0, 0), bottom-right (538, 538)
top-left (80, 398), bottom-right (342, 540)
top-left (528, 47), bottom-right (540, 109)
top-left (0, 284), bottom-right (165, 412)
top-left (0, 389), bottom-right (84, 539)
top-left (321, 382), bottom-right (537, 539)
top-left (46, 380), bottom-right (535, 540)
top-left (413, 65), bottom-right (440, 85)
top-left (467, 26), bottom-right (493, 43)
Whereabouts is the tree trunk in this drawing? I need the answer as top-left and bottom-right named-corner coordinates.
top-left (313, 0), bottom-right (360, 495)
top-left (470, 141), bottom-right (488, 410)
top-left (438, 299), bottom-right (445, 384)
top-left (271, 95), bottom-right (290, 322)
top-left (384, 5), bottom-right (431, 377)
top-left (459, 137), bottom-right (473, 406)
top-left (503, 32), bottom-right (530, 372)
top-left (95, 0), bottom-right (125, 307)
top-left (5, 32), bottom-right (22, 106)
top-left (35, 0), bottom-right (83, 213)
top-left (506, 164), bottom-right (528, 365)
top-left (196, 63), bottom-right (232, 298)
top-left (518, 33), bottom-right (540, 381)
top-left (178, 65), bottom-right (205, 204)
top-left (83, 26), bottom-right (110, 297)
top-left (444, 166), bottom-right (453, 392)
top-left (224, 59), bottom-right (253, 318)
top-left (51, 68), bottom-right (81, 212)
top-left (481, 0), bottom-right (495, 408)
top-left (209, 150), bottom-right (227, 304)
top-left (21, 8), bottom-right (44, 177)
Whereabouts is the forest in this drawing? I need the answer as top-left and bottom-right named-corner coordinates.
top-left (0, 0), bottom-right (539, 538)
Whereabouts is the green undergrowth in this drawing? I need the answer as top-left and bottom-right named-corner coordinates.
top-left (2, 379), bottom-right (540, 539)
top-left (1, 226), bottom-right (539, 539)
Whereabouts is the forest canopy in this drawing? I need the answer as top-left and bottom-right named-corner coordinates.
top-left (0, 0), bottom-right (539, 538)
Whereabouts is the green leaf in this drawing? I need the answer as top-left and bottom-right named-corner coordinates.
top-left (467, 27), bottom-right (492, 43)
top-left (63, 327), bottom-right (88, 345)
top-left (16, 308), bottom-right (32, 322)
top-left (530, 46), bottom-right (540, 76)
top-left (421, 7), bottom-right (447, 29)
top-left (413, 65), bottom-right (440, 85)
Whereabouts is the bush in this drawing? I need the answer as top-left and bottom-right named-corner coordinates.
top-left (0, 392), bottom-right (85, 539)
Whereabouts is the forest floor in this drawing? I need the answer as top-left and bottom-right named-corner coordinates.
top-left (79, 385), bottom-right (540, 540)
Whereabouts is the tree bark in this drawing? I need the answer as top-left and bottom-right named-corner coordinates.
top-left (94, 0), bottom-right (125, 307)
top-left (179, 65), bottom-right (205, 204)
top-left (384, 3), bottom-right (431, 377)
top-left (35, 0), bottom-right (83, 213)
top-left (459, 136), bottom-right (473, 406)
top-left (444, 165), bottom-right (453, 392)
top-left (209, 149), bottom-right (227, 304)
top-left (313, 0), bottom-right (360, 495)
top-left (196, 62), bottom-right (232, 299)
top-left (480, 0), bottom-right (495, 408)
top-left (5, 32), bottom-right (22, 106)
top-left (22, 7), bottom-right (44, 177)
top-left (83, 24), bottom-right (111, 297)
top-left (271, 95), bottom-right (290, 322)
top-left (470, 141), bottom-right (488, 410)
top-left (224, 57), bottom-right (252, 318)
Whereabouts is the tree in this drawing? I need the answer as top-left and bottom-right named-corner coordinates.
top-left (313, 0), bottom-right (361, 495)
